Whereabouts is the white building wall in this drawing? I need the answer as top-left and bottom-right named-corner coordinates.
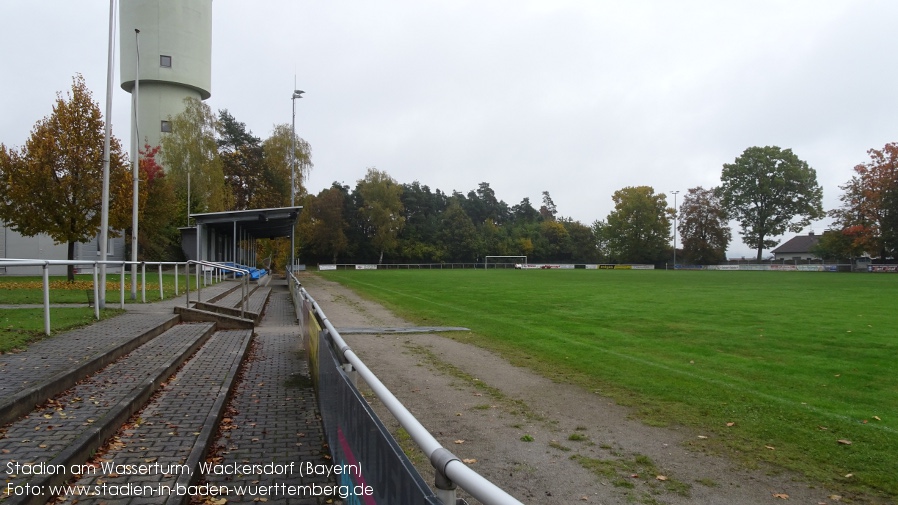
top-left (0, 224), bottom-right (69, 275)
top-left (0, 223), bottom-right (127, 276)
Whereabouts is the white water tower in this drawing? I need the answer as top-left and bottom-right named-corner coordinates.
top-left (119, 0), bottom-right (212, 155)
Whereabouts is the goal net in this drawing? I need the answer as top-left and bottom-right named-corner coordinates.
top-left (484, 255), bottom-right (528, 269)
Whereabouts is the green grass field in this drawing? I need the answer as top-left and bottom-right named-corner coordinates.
top-left (0, 272), bottom-right (200, 352)
top-left (0, 272), bottom-right (196, 304)
top-left (318, 269), bottom-right (898, 500)
top-left (0, 307), bottom-right (123, 353)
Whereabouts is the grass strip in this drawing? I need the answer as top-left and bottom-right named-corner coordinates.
top-left (0, 307), bottom-right (124, 353)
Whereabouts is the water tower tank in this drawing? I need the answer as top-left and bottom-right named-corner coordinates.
top-left (120, 0), bottom-right (212, 153)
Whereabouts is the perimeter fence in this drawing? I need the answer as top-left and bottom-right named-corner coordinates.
top-left (288, 272), bottom-right (524, 505)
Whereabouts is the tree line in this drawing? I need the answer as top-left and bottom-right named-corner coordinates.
top-left (297, 144), bottom-right (897, 266)
top-left (2, 76), bottom-right (896, 272)
top-left (0, 75), bottom-right (310, 277)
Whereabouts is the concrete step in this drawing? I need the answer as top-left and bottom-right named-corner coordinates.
top-left (49, 329), bottom-right (253, 505)
top-left (174, 306), bottom-right (255, 329)
top-left (190, 286), bottom-right (271, 325)
top-left (0, 312), bottom-right (180, 426)
top-left (0, 322), bottom-right (217, 505)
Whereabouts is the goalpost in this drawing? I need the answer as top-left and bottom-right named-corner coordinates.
top-left (484, 255), bottom-right (528, 269)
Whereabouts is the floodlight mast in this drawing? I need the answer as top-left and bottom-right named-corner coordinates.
top-left (99, 0), bottom-right (116, 308)
top-left (131, 28), bottom-right (141, 300)
top-left (671, 190), bottom-right (679, 269)
top-left (290, 89), bottom-right (304, 272)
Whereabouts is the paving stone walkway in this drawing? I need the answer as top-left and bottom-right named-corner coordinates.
top-left (201, 282), bottom-right (335, 505)
top-left (0, 278), bottom-right (334, 505)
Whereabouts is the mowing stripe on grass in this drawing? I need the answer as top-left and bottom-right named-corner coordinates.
top-left (320, 270), bottom-right (898, 499)
top-left (347, 277), bottom-right (897, 434)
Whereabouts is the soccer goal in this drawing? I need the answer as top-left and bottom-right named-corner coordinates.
top-left (484, 255), bottom-right (528, 269)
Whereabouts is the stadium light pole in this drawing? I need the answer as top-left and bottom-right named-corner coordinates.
top-left (671, 190), bottom-right (679, 269)
top-left (290, 89), bottom-right (304, 273)
top-left (99, 0), bottom-right (116, 309)
top-left (131, 28), bottom-right (141, 300)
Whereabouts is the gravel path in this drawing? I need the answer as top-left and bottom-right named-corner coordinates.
top-left (299, 272), bottom-right (841, 505)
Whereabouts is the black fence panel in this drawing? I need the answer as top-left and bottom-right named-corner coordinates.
top-left (317, 329), bottom-right (441, 505)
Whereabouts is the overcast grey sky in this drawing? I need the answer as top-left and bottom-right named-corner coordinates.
top-left (3, 1), bottom-right (897, 258)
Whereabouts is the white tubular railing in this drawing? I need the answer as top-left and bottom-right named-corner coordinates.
top-left (186, 260), bottom-right (250, 319)
top-left (288, 272), bottom-right (524, 505)
top-left (0, 259), bottom-right (195, 335)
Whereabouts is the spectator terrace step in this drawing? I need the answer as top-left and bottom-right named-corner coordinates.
top-left (1, 322), bottom-right (218, 505)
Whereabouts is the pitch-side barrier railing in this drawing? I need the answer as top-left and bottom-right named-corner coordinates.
top-left (186, 260), bottom-right (250, 319)
top-left (287, 272), bottom-right (524, 505)
top-left (0, 259), bottom-right (217, 335)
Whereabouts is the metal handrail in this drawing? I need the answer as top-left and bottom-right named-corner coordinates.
top-left (0, 259), bottom-right (192, 335)
top-left (287, 272), bottom-right (524, 505)
top-left (186, 260), bottom-right (250, 319)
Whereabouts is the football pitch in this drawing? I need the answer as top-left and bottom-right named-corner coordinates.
top-left (318, 269), bottom-right (897, 499)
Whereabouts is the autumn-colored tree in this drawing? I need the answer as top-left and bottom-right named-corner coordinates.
top-left (829, 143), bottom-right (898, 259)
top-left (137, 144), bottom-right (179, 260)
top-left (718, 146), bottom-right (824, 261)
top-left (810, 229), bottom-right (864, 262)
top-left (0, 74), bottom-right (131, 280)
top-left (677, 186), bottom-right (730, 264)
top-left (539, 219), bottom-right (568, 258)
top-left (600, 186), bottom-right (673, 264)
top-left (357, 167), bottom-right (405, 263)
top-left (160, 97), bottom-right (228, 224)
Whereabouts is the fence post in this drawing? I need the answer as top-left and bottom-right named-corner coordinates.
top-left (158, 263), bottom-right (164, 300)
top-left (174, 263), bottom-right (179, 296)
top-left (186, 262), bottom-right (191, 308)
top-left (93, 263), bottom-right (100, 320)
top-left (430, 448), bottom-right (460, 505)
top-left (120, 262), bottom-right (126, 309)
top-left (42, 263), bottom-right (51, 336)
top-left (342, 363), bottom-right (358, 388)
top-left (141, 262), bottom-right (146, 303)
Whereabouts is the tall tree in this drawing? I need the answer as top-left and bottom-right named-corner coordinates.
top-left (439, 200), bottom-right (481, 261)
top-left (564, 219), bottom-right (598, 262)
top-left (160, 97), bottom-right (228, 223)
top-left (718, 146), bottom-right (824, 261)
top-left (540, 191), bottom-right (557, 221)
top-left (602, 186), bottom-right (672, 264)
top-left (512, 197), bottom-right (540, 223)
top-left (262, 123), bottom-right (312, 208)
top-left (357, 167), bottom-right (405, 263)
top-left (678, 186), bottom-right (730, 264)
top-left (0, 74), bottom-right (131, 280)
top-left (217, 109), bottom-right (264, 210)
top-left (829, 143), bottom-right (898, 259)
top-left (539, 219), bottom-right (569, 259)
top-left (306, 186), bottom-right (348, 263)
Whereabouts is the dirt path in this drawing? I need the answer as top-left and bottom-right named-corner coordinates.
top-left (299, 272), bottom-right (840, 505)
